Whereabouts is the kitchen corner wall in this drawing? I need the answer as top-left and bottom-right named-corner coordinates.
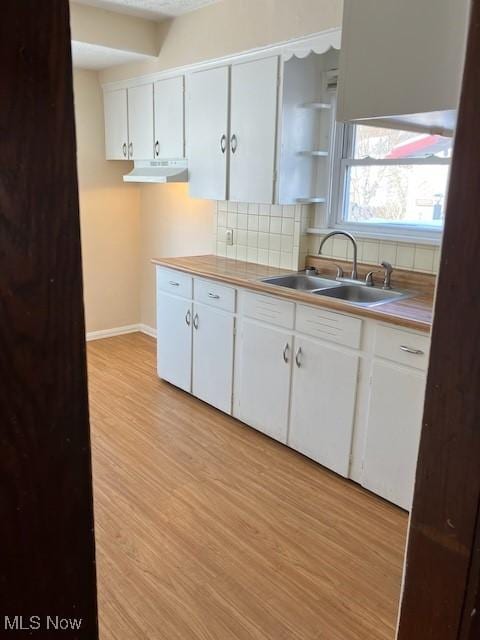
top-left (214, 201), bottom-right (311, 270)
top-left (73, 69), bottom-right (141, 334)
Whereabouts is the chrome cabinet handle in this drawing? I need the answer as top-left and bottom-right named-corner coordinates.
top-left (193, 313), bottom-right (199, 330)
top-left (220, 134), bottom-right (227, 154)
top-left (122, 142), bottom-right (127, 157)
top-left (230, 134), bottom-right (238, 154)
top-left (185, 310), bottom-right (191, 326)
top-left (169, 280), bottom-right (180, 287)
top-left (283, 343), bottom-right (289, 363)
top-left (128, 142), bottom-right (133, 157)
top-left (400, 345), bottom-right (424, 355)
top-left (295, 347), bottom-right (302, 368)
top-left (155, 140), bottom-right (160, 156)
top-left (208, 292), bottom-right (220, 299)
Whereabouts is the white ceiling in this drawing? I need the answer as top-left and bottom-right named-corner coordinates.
top-left (71, 40), bottom-right (155, 69)
top-left (72, 0), bottom-right (220, 20)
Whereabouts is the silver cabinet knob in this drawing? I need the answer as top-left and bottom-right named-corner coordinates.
top-left (230, 134), bottom-right (238, 153)
top-left (283, 343), bottom-right (289, 363)
top-left (193, 313), bottom-right (199, 330)
top-left (122, 142), bottom-right (127, 157)
top-left (185, 310), bottom-right (191, 326)
top-left (128, 142), bottom-right (133, 157)
top-left (155, 140), bottom-right (159, 157)
top-left (220, 134), bottom-right (227, 154)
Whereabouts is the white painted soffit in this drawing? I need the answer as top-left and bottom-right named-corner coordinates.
top-left (72, 0), bottom-right (221, 20)
top-left (71, 40), bottom-right (156, 70)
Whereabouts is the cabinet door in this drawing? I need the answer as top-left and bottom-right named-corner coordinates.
top-left (104, 89), bottom-right (128, 160)
top-left (363, 361), bottom-right (426, 510)
top-left (229, 57), bottom-right (279, 203)
top-left (192, 304), bottom-right (234, 414)
top-left (186, 66), bottom-right (229, 200)
top-left (156, 291), bottom-right (192, 392)
top-left (288, 337), bottom-right (359, 477)
top-left (154, 76), bottom-right (184, 159)
top-left (127, 84), bottom-right (154, 160)
top-left (234, 319), bottom-right (292, 443)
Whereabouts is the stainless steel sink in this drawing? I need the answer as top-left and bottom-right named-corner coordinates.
top-left (261, 274), bottom-right (340, 291)
top-left (313, 285), bottom-right (410, 307)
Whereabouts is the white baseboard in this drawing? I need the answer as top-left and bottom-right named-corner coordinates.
top-left (86, 323), bottom-right (157, 342)
top-left (138, 324), bottom-right (157, 338)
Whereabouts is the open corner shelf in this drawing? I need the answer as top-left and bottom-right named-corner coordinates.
top-left (297, 150), bottom-right (329, 157)
top-left (299, 102), bottom-right (332, 110)
top-left (296, 197), bottom-right (327, 204)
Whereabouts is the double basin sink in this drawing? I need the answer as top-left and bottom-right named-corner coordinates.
top-left (260, 273), bottom-right (411, 307)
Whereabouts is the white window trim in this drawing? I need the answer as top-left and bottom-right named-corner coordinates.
top-left (328, 122), bottom-right (450, 244)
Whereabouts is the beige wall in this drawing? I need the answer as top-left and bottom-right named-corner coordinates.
top-left (140, 184), bottom-right (214, 329)
top-left (73, 69), bottom-right (141, 333)
top-left (99, 0), bottom-right (343, 83)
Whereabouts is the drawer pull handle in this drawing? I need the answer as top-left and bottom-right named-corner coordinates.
top-left (400, 345), bottom-right (424, 355)
top-left (208, 292), bottom-right (220, 299)
top-left (283, 343), bottom-right (289, 363)
top-left (193, 313), bottom-right (199, 330)
top-left (169, 280), bottom-right (180, 287)
top-left (295, 347), bottom-right (302, 368)
top-left (185, 310), bottom-right (191, 326)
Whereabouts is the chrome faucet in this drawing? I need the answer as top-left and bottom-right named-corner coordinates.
top-left (318, 231), bottom-right (358, 280)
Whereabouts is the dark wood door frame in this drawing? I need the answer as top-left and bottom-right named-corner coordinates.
top-left (0, 2), bottom-right (98, 638)
top-left (397, 1), bottom-right (480, 638)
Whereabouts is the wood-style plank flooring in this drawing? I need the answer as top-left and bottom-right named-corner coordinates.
top-left (88, 333), bottom-right (408, 640)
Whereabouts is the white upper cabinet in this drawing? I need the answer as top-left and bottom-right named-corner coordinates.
top-left (229, 57), bottom-right (279, 203)
top-left (104, 89), bottom-right (128, 160)
top-left (154, 76), bottom-right (184, 159)
top-left (187, 66), bottom-right (230, 200)
top-left (127, 83), bottom-right (154, 160)
top-left (337, 0), bottom-right (470, 133)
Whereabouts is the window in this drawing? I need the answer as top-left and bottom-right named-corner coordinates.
top-left (332, 124), bottom-right (453, 238)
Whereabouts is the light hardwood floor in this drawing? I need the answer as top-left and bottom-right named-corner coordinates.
top-left (88, 332), bottom-right (408, 640)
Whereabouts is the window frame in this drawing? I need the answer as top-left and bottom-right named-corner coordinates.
top-left (329, 122), bottom-right (451, 243)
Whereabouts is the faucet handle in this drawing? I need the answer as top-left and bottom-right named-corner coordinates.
top-left (380, 261), bottom-right (393, 289)
top-left (365, 270), bottom-right (380, 287)
top-left (334, 264), bottom-right (344, 279)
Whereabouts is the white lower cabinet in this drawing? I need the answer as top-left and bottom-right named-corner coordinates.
top-left (192, 303), bottom-right (234, 413)
top-left (362, 360), bottom-right (426, 510)
top-left (156, 291), bottom-right (192, 392)
top-left (156, 269), bottom-right (431, 510)
top-left (288, 337), bottom-right (359, 477)
top-left (234, 319), bottom-right (292, 443)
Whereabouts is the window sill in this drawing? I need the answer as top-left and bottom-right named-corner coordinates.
top-left (306, 227), bottom-right (442, 246)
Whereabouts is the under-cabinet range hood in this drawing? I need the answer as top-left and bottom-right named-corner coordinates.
top-left (123, 160), bottom-right (188, 183)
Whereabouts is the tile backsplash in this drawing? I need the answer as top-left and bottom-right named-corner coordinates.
top-left (214, 201), bottom-right (310, 270)
top-left (213, 200), bottom-right (441, 274)
top-left (307, 235), bottom-right (441, 274)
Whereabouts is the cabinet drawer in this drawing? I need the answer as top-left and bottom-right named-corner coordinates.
top-left (194, 278), bottom-right (236, 312)
top-left (296, 304), bottom-right (362, 349)
top-left (242, 291), bottom-right (294, 329)
top-left (156, 267), bottom-right (192, 299)
top-left (374, 324), bottom-right (430, 370)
